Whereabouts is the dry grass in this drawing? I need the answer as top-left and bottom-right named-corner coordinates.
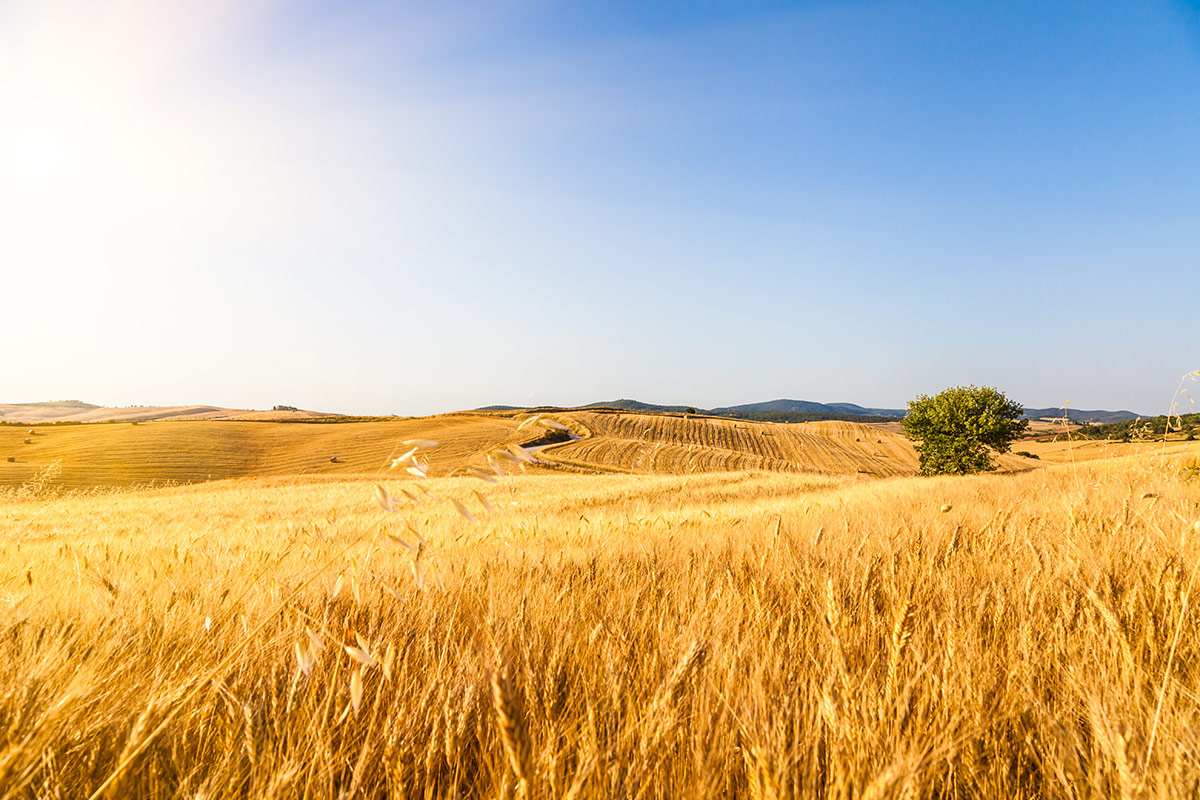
top-left (2, 445), bottom-right (1200, 797)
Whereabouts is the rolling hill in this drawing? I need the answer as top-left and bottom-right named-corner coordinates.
top-left (711, 399), bottom-right (907, 416)
top-left (485, 398), bottom-right (1144, 424)
top-left (0, 414), bottom-right (528, 489)
top-left (586, 398), bottom-right (909, 417)
top-left (0, 401), bottom-right (335, 424)
top-left (2, 408), bottom-right (1044, 490)
top-left (1020, 407), bottom-right (1142, 424)
top-left (479, 400), bottom-right (902, 424)
top-left (581, 399), bottom-right (697, 413)
top-left (530, 410), bottom-right (1037, 477)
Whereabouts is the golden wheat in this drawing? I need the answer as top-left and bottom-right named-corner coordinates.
top-left (0, 451), bottom-right (1198, 797)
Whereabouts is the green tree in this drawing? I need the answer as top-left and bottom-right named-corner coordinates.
top-left (903, 385), bottom-right (1029, 475)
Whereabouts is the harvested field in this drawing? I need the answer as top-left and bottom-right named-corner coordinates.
top-left (1013, 435), bottom-right (1200, 464)
top-left (536, 411), bottom-right (1037, 477)
top-left (1, 409), bottom-right (1059, 491)
top-left (0, 415), bottom-right (529, 490)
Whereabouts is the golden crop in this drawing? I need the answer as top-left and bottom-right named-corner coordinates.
top-left (2, 442), bottom-right (1199, 797)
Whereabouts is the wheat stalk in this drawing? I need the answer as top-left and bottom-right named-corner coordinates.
top-left (491, 668), bottom-right (534, 800)
top-left (885, 600), bottom-right (916, 711)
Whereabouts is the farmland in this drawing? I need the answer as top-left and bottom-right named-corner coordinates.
top-left (534, 411), bottom-right (1037, 476)
top-left (2, 437), bottom-right (1200, 797)
top-left (2, 409), bottom-right (1052, 491)
top-left (0, 415), bottom-right (526, 489)
top-left (3, 410), bottom-right (1200, 798)
top-left (6, 0), bottom-right (1193, 796)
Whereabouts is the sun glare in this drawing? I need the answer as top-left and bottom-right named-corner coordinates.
top-left (3, 5), bottom-right (151, 225)
top-left (0, 1), bottom-right (281, 249)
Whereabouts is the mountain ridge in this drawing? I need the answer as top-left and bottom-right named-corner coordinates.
top-left (5, 398), bottom-right (1147, 426)
top-left (480, 398), bottom-right (1146, 424)
top-left (711, 399), bottom-right (907, 416)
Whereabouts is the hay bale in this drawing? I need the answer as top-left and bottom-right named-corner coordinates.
top-left (329, 456), bottom-right (339, 463)
top-left (24, 438), bottom-right (32, 445)
top-left (6, 456), bottom-right (14, 462)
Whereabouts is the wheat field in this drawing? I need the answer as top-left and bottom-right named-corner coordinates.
top-left (3, 436), bottom-right (1200, 798)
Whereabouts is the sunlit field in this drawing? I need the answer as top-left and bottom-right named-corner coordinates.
top-left (0, 411), bottom-right (1043, 491)
top-left (3, 447), bottom-right (1200, 798)
top-left (5, 0), bottom-right (1197, 796)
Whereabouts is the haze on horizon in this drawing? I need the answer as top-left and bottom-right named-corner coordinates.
top-left (2, 1), bottom-right (1197, 418)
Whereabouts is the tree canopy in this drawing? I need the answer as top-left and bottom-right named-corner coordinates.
top-left (902, 386), bottom-right (1028, 475)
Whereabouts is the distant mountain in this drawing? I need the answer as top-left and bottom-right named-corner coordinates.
top-left (583, 399), bottom-right (697, 414)
top-left (479, 398), bottom-right (905, 421)
top-left (825, 402), bottom-right (909, 417)
top-left (475, 397), bottom-right (1143, 425)
top-left (475, 399), bottom-right (693, 414)
top-left (711, 399), bottom-right (830, 414)
top-left (713, 399), bottom-right (906, 417)
top-left (1021, 407), bottom-right (1142, 424)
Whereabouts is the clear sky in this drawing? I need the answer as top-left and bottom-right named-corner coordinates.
top-left (2, 1), bottom-right (1198, 416)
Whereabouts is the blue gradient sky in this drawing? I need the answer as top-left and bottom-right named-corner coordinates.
top-left (3, 1), bottom-right (1198, 415)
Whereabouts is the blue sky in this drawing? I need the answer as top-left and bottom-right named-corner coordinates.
top-left (2, 0), bottom-right (1198, 415)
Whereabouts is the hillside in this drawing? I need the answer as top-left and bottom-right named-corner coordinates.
top-left (1069, 412), bottom-right (1200, 440)
top-left (580, 401), bottom-right (901, 424)
top-left (582, 399), bottom-right (697, 414)
top-left (533, 410), bottom-right (1036, 477)
top-left (485, 397), bottom-right (1144, 424)
top-left (0, 400), bottom-right (101, 423)
top-left (0, 401), bottom-right (335, 424)
top-left (712, 399), bottom-right (907, 417)
top-left (532, 398), bottom-right (909, 418)
top-left (0, 408), bottom-right (1024, 490)
top-left (1021, 406), bottom-right (1141, 423)
top-left (11, 404), bottom-right (1172, 491)
top-left (0, 414), bottom-right (529, 489)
